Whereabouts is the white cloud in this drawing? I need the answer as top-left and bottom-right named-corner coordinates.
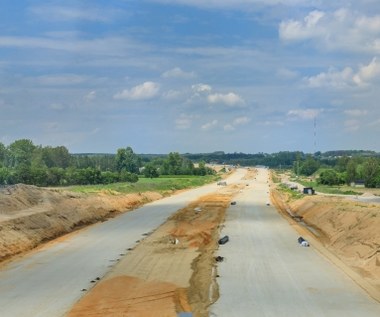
top-left (233, 116), bottom-right (250, 125)
top-left (223, 124), bottom-right (235, 131)
top-left (279, 9), bottom-right (380, 54)
top-left (305, 58), bottom-right (380, 88)
top-left (207, 92), bottom-right (244, 107)
top-left (353, 57), bottom-right (380, 85)
top-left (114, 82), bottom-right (160, 100)
top-left (259, 120), bottom-right (285, 126)
top-left (223, 116), bottom-right (250, 131)
top-left (201, 119), bottom-right (218, 130)
top-left (305, 67), bottom-right (355, 88)
top-left (192, 83), bottom-right (212, 93)
top-left (162, 67), bottom-right (195, 79)
top-left (287, 108), bottom-right (320, 120)
top-left (279, 10), bottom-right (326, 41)
top-left (189, 84), bottom-right (244, 107)
top-left (163, 89), bottom-right (182, 100)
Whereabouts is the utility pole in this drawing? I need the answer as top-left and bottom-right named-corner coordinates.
top-left (314, 117), bottom-right (317, 154)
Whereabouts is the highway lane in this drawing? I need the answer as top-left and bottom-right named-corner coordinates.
top-left (0, 169), bottom-right (246, 317)
top-left (210, 168), bottom-right (380, 317)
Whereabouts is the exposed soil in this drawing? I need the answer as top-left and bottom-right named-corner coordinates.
top-left (0, 184), bottom-right (163, 262)
top-left (67, 186), bottom-right (243, 317)
top-left (2, 167), bottom-right (380, 315)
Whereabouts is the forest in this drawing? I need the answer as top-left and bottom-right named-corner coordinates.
top-left (1, 139), bottom-right (379, 188)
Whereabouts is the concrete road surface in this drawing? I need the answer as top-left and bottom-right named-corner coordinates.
top-left (210, 168), bottom-right (380, 317)
top-left (0, 170), bottom-right (246, 317)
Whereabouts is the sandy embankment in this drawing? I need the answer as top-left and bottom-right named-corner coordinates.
top-left (271, 187), bottom-right (380, 295)
top-left (0, 184), bottom-right (163, 262)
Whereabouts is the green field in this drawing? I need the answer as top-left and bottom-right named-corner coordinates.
top-left (66, 175), bottom-right (221, 195)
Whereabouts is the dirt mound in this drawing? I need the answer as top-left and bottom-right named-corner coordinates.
top-left (0, 185), bottom-right (163, 262)
top-left (272, 189), bottom-right (380, 292)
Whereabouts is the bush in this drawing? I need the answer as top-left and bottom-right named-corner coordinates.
top-left (119, 171), bottom-right (139, 183)
top-left (318, 169), bottom-right (345, 186)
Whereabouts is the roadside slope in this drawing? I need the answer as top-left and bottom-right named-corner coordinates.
top-left (211, 168), bottom-right (380, 317)
top-left (0, 184), bottom-right (163, 262)
top-left (271, 188), bottom-right (380, 296)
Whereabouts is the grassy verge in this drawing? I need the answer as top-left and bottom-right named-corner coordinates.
top-left (293, 179), bottom-right (362, 195)
top-left (66, 175), bottom-right (221, 195)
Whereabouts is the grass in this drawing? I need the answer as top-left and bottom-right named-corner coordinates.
top-left (66, 174), bottom-right (221, 195)
top-left (270, 171), bottom-right (282, 183)
top-left (277, 169), bottom-right (363, 196)
top-left (295, 179), bottom-right (362, 195)
top-left (277, 184), bottom-right (304, 200)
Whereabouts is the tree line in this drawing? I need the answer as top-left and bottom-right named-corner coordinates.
top-left (1, 139), bottom-right (378, 188)
top-left (0, 139), bottom-right (215, 187)
top-left (293, 155), bottom-right (380, 188)
top-left (185, 150), bottom-right (380, 188)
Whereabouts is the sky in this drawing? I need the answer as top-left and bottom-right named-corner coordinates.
top-left (1, 0), bottom-right (380, 154)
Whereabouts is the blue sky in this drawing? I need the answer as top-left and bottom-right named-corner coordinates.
top-left (1, 0), bottom-right (380, 154)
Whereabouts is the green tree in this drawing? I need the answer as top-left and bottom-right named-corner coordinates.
top-left (167, 152), bottom-right (183, 175)
top-left (346, 159), bottom-right (357, 185)
top-left (318, 169), bottom-right (344, 185)
top-left (196, 161), bottom-right (207, 176)
top-left (143, 163), bottom-right (159, 178)
top-left (0, 142), bottom-right (6, 167)
top-left (101, 171), bottom-right (119, 184)
top-left (30, 166), bottom-right (48, 186)
top-left (0, 167), bottom-right (11, 184)
top-left (46, 167), bottom-right (66, 186)
top-left (363, 158), bottom-right (380, 188)
top-left (119, 170), bottom-right (139, 183)
top-left (299, 155), bottom-right (320, 176)
top-left (115, 147), bottom-right (140, 174)
top-left (42, 146), bottom-right (71, 168)
top-left (8, 139), bottom-right (36, 167)
top-left (335, 156), bottom-right (350, 172)
top-left (74, 168), bottom-right (102, 185)
top-left (14, 164), bottom-right (33, 184)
